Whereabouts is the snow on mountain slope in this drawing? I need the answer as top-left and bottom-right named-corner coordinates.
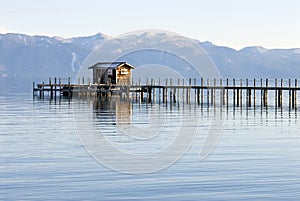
top-left (0, 31), bottom-right (299, 80)
top-left (0, 33), bottom-right (108, 79)
top-left (240, 46), bottom-right (269, 54)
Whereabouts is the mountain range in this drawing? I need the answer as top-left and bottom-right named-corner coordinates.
top-left (0, 32), bottom-right (299, 81)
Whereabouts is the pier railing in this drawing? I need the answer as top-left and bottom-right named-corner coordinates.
top-left (33, 77), bottom-right (299, 109)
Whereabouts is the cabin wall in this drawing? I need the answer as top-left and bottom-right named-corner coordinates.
top-left (93, 68), bottom-right (106, 84)
top-left (92, 65), bottom-right (133, 85)
top-left (116, 66), bottom-right (132, 85)
top-left (93, 68), bottom-right (117, 84)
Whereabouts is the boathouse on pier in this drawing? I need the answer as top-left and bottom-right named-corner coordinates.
top-left (88, 62), bottom-right (135, 85)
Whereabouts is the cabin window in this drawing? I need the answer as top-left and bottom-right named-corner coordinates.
top-left (107, 69), bottom-right (113, 75)
top-left (120, 68), bottom-right (129, 75)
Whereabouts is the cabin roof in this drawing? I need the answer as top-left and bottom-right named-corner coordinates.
top-left (88, 62), bottom-right (135, 70)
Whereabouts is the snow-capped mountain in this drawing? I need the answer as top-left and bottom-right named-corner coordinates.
top-left (0, 33), bottom-right (108, 80)
top-left (240, 46), bottom-right (269, 55)
top-left (54, 33), bottom-right (111, 51)
top-left (202, 42), bottom-right (300, 78)
top-left (0, 31), bottom-right (299, 80)
top-left (78, 31), bottom-right (221, 81)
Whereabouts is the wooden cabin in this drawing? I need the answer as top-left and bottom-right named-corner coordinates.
top-left (88, 62), bottom-right (135, 85)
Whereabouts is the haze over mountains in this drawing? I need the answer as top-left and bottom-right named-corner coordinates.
top-left (0, 32), bottom-right (299, 81)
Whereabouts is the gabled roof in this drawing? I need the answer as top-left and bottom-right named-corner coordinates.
top-left (88, 62), bottom-right (135, 69)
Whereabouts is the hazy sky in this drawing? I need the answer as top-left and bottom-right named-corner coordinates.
top-left (0, 0), bottom-right (299, 50)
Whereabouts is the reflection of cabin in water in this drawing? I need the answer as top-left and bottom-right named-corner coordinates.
top-left (94, 98), bottom-right (132, 126)
top-left (88, 62), bottom-right (135, 85)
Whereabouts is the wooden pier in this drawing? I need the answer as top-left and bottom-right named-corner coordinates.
top-left (33, 77), bottom-right (300, 109)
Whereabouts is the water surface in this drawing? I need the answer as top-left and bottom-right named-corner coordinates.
top-left (1, 79), bottom-right (300, 200)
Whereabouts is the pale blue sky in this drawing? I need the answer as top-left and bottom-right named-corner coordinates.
top-left (0, 0), bottom-right (299, 49)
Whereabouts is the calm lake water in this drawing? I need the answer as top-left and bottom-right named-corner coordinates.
top-left (1, 79), bottom-right (300, 200)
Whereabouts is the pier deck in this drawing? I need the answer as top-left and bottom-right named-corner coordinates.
top-left (33, 77), bottom-right (299, 108)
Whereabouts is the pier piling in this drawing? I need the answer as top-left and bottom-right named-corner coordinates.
top-left (33, 77), bottom-right (300, 110)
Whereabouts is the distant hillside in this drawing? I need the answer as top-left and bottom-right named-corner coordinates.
top-left (0, 32), bottom-right (299, 81)
top-left (0, 33), bottom-right (108, 80)
top-left (201, 42), bottom-right (300, 78)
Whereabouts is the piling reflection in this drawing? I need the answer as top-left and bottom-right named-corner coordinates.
top-left (32, 93), bottom-right (300, 174)
top-left (35, 90), bottom-right (299, 123)
top-left (93, 97), bottom-right (132, 127)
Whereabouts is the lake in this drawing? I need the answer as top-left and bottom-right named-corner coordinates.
top-left (1, 79), bottom-right (300, 200)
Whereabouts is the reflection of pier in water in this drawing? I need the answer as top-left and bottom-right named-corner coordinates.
top-left (94, 98), bottom-right (132, 127)
top-left (95, 98), bottom-right (299, 136)
top-left (34, 77), bottom-right (300, 110)
top-left (32, 93), bottom-right (298, 132)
